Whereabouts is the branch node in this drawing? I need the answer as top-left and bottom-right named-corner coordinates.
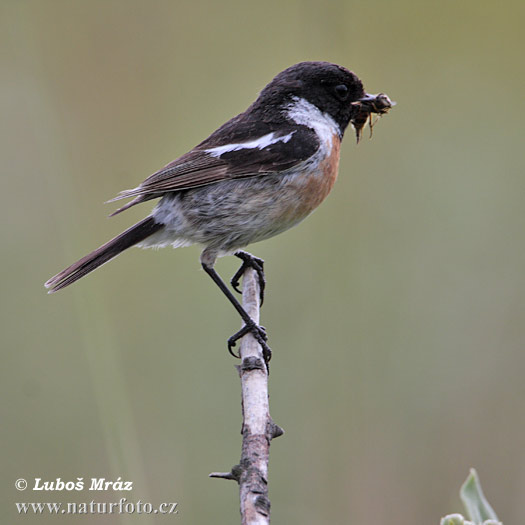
top-left (209, 464), bottom-right (242, 482)
top-left (241, 355), bottom-right (265, 372)
top-left (267, 418), bottom-right (285, 440)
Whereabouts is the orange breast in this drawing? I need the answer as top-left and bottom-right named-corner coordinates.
top-left (303, 133), bottom-right (341, 210)
top-left (273, 132), bottom-right (342, 226)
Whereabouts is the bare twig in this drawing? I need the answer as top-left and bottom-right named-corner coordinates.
top-left (209, 266), bottom-right (283, 525)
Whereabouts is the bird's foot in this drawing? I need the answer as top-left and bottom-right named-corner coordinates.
top-left (231, 251), bottom-right (266, 305)
top-left (227, 322), bottom-right (272, 368)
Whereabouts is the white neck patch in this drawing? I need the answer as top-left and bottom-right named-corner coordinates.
top-left (286, 96), bottom-right (341, 142)
top-left (205, 131), bottom-right (296, 158)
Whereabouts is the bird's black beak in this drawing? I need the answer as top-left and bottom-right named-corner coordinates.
top-left (357, 93), bottom-right (377, 104)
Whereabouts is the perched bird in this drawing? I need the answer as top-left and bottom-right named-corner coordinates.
top-left (45, 61), bottom-right (393, 362)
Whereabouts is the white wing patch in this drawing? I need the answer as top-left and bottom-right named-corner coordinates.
top-left (205, 131), bottom-right (296, 158)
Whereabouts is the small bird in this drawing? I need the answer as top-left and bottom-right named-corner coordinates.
top-left (45, 61), bottom-right (393, 362)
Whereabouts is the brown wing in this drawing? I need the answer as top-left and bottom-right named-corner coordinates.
top-left (108, 125), bottom-right (319, 215)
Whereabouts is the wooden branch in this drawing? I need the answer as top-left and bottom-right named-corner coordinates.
top-left (209, 266), bottom-right (283, 525)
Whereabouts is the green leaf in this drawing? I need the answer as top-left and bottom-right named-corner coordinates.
top-left (460, 469), bottom-right (499, 524)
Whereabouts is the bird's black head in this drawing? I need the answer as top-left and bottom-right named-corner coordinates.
top-left (254, 61), bottom-right (367, 135)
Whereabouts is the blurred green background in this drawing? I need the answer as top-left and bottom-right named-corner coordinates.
top-left (2, 1), bottom-right (524, 523)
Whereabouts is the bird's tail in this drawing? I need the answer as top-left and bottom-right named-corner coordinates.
top-left (45, 216), bottom-right (163, 293)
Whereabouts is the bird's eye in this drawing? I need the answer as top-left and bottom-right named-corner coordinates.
top-left (334, 84), bottom-right (349, 100)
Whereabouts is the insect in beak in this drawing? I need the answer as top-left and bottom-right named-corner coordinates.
top-left (351, 92), bottom-right (395, 143)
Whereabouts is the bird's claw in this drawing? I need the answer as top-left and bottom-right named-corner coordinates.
top-left (231, 252), bottom-right (266, 305)
top-left (227, 322), bottom-right (272, 367)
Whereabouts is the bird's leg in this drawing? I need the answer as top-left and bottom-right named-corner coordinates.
top-left (230, 251), bottom-right (266, 305)
top-left (201, 262), bottom-right (272, 365)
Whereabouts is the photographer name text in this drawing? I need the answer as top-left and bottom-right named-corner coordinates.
top-left (32, 478), bottom-right (133, 491)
